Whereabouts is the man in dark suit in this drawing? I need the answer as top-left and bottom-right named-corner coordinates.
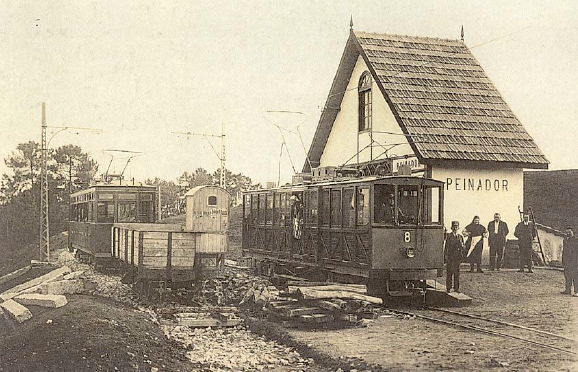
top-left (561, 227), bottom-right (578, 296)
top-left (514, 214), bottom-right (536, 273)
top-left (487, 213), bottom-right (509, 271)
top-left (444, 221), bottom-right (465, 293)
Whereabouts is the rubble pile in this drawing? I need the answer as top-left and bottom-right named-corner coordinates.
top-left (189, 273), bottom-right (276, 307)
top-left (163, 325), bottom-right (312, 371)
top-left (56, 251), bottom-right (140, 306)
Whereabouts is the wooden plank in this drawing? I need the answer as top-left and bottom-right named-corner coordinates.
top-left (138, 232), bottom-right (144, 268)
top-left (288, 284), bottom-right (367, 294)
top-left (297, 287), bottom-right (383, 305)
top-left (142, 248), bottom-right (194, 257)
top-left (299, 313), bottom-right (334, 324)
top-left (143, 257), bottom-right (194, 268)
top-left (281, 306), bottom-right (321, 318)
top-left (140, 240), bottom-right (195, 249)
top-left (195, 233), bottom-right (227, 253)
top-left (141, 231), bottom-right (169, 240)
top-left (166, 232), bottom-right (172, 281)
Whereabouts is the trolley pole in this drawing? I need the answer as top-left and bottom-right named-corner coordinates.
top-left (172, 122), bottom-right (226, 188)
top-left (40, 102), bottom-right (50, 262)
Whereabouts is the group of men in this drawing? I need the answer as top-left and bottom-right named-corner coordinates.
top-left (443, 212), bottom-right (552, 293)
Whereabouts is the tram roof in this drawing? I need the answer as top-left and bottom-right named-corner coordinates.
top-left (244, 175), bottom-right (444, 193)
top-left (70, 183), bottom-right (157, 197)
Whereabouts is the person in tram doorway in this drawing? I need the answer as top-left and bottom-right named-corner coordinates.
top-left (290, 195), bottom-right (303, 240)
top-left (444, 221), bottom-right (465, 293)
top-left (561, 227), bottom-right (578, 296)
top-left (514, 214), bottom-right (536, 273)
top-left (463, 216), bottom-right (487, 273)
top-left (487, 213), bottom-right (509, 271)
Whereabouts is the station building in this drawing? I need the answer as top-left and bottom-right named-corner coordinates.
top-left (304, 29), bottom-right (548, 231)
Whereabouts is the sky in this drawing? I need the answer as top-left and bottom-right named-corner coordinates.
top-left (1, 0), bottom-right (578, 185)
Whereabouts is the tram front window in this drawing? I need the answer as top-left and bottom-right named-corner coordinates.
top-left (374, 184), bottom-right (419, 225)
top-left (397, 185), bottom-right (418, 224)
top-left (374, 185), bottom-right (396, 224)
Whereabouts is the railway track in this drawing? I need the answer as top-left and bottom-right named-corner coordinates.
top-left (387, 306), bottom-right (577, 356)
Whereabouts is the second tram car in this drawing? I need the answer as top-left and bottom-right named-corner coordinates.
top-left (242, 176), bottom-right (445, 296)
top-left (69, 183), bottom-right (158, 265)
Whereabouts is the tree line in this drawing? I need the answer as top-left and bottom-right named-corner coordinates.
top-left (0, 141), bottom-right (260, 251)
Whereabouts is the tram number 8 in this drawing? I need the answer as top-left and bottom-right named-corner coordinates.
top-left (404, 231), bottom-right (411, 243)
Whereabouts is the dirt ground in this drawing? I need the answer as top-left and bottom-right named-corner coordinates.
top-left (0, 295), bottom-right (196, 372)
top-left (285, 267), bottom-right (578, 371)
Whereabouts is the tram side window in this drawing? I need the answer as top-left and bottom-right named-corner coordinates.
top-left (356, 188), bottom-right (370, 226)
top-left (97, 202), bottom-right (115, 223)
top-left (273, 193), bottom-right (281, 225)
top-left (398, 185), bottom-right (418, 224)
top-left (321, 190), bottom-right (330, 226)
top-left (265, 194), bottom-right (273, 225)
top-left (374, 185), bottom-right (396, 224)
top-left (140, 201), bottom-right (153, 223)
top-left (305, 191), bottom-right (318, 226)
top-left (342, 188), bottom-right (355, 227)
top-left (258, 194), bottom-right (266, 225)
top-left (250, 194), bottom-right (258, 224)
top-left (280, 194), bottom-right (288, 226)
top-left (118, 202), bottom-right (136, 222)
top-left (331, 189), bottom-right (341, 227)
top-left (421, 186), bottom-right (441, 224)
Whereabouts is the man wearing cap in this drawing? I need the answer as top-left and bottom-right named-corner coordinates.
top-left (514, 214), bottom-right (536, 273)
top-left (444, 221), bottom-right (465, 293)
top-left (487, 213), bottom-right (509, 271)
top-left (561, 227), bottom-right (578, 296)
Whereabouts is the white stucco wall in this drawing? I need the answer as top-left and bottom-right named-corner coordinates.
top-left (431, 165), bottom-right (523, 235)
top-left (319, 55), bottom-right (413, 167)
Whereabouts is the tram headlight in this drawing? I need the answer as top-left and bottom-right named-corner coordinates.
top-left (405, 247), bottom-right (415, 258)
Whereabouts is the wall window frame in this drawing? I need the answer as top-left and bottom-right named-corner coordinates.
top-left (358, 71), bottom-right (372, 132)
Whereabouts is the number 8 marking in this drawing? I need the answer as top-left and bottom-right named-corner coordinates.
top-left (404, 231), bottom-right (411, 243)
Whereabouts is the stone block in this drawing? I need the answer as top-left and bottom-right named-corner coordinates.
top-left (0, 300), bottom-right (33, 323)
top-left (63, 270), bottom-right (85, 280)
top-left (0, 266), bottom-right (71, 301)
top-left (41, 279), bottom-right (84, 295)
top-left (15, 294), bottom-right (68, 308)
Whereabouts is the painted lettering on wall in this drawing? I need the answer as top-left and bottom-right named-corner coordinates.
top-left (445, 178), bottom-right (509, 191)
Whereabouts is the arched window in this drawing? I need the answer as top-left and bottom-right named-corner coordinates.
top-left (358, 71), bottom-right (372, 132)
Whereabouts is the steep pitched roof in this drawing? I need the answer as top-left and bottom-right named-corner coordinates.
top-left (304, 30), bottom-right (548, 172)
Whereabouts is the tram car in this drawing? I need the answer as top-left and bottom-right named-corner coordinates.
top-left (69, 182), bottom-right (158, 266)
top-left (242, 175), bottom-right (445, 296)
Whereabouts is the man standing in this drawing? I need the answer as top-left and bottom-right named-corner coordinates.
top-left (445, 221), bottom-right (465, 293)
top-left (514, 214), bottom-right (536, 273)
top-left (561, 227), bottom-right (578, 296)
top-left (487, 213), bottom-right (509, 271)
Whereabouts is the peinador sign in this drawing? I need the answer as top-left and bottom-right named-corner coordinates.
top-left (445, 177), bottom-right (509, 192)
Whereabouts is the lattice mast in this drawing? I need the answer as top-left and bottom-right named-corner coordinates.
top-left (40, 102), bottom-right (50, 261)
top-left (220, 123), bottom-right (226, 188)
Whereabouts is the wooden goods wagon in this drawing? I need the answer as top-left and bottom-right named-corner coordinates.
top-left (112, 223), bottom-right (225, 285)
top-left (112, 185), bottom-right (231, 287)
